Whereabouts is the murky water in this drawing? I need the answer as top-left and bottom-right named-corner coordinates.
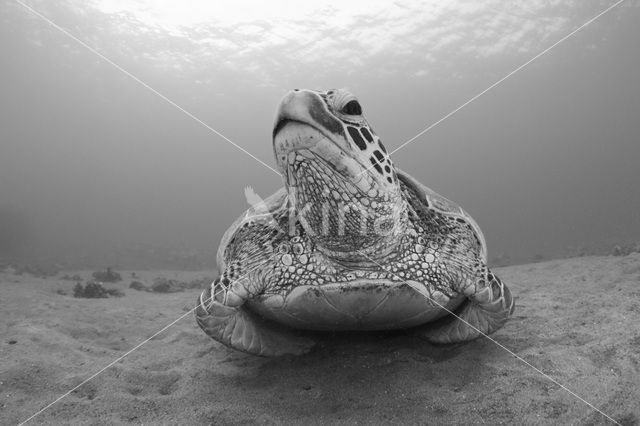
top-left (1, 1), bottom-right (639, 268)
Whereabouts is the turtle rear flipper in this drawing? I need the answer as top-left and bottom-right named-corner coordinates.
top-left (195, 279), bottom-right (316, 357)
top-left (421, 270), bottom-right (515, 343)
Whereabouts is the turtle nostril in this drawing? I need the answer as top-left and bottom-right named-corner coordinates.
top-left (293, 88), bottom-right (299, 92)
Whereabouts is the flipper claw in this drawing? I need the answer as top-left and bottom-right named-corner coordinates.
top-left (420, 270), bottom-right (514, 343)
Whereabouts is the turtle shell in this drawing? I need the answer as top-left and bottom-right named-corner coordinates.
top-left (216, 168), bottom-right (486, 331)
top-left (397, 169), bottom-right (488, 262)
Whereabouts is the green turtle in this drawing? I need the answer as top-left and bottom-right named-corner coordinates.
top-left (195, 88), bottom-right (515, 356)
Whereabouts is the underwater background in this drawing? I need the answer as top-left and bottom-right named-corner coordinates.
top-left (1, 0), bottom-right (639, 269)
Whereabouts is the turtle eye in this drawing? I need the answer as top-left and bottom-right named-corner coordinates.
top-left (341, 100), bottom-right (362, 115)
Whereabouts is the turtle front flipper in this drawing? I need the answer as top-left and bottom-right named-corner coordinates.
top-left (420, 268), bottom-right (515, 343)
top-left (195, 277), bottom-right (316, 356)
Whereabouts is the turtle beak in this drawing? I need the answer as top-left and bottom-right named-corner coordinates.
top-left (272, 91), bottom-right (303, 139)
top-left (272, 90), bottom-right (346, 144)
top-left (272, 117), bottom-right (289, 139)
top-left (272, 90), bottom-right (355, 173)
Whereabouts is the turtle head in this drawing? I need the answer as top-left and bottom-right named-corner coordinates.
top-left (273, 88), bottom-right (397, 192)
top-left (272, 89), bottom-right (405, 260)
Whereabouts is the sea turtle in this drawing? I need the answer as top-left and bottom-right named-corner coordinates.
top-left (195, 88), bottom-right (515, 356)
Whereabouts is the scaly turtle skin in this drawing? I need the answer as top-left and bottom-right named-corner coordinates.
top-left (195, 88), bottom-right (515, 356)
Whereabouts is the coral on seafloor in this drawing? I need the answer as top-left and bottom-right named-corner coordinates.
top-left (73, 281), bottom-right (124, 298)
top-left (151, 277), bottom-right (178, 293)
top-left (150, 276), bottom-right (213, 293)
top-left (611, 243), bottom-right (640, 257)
top-left (129, 280), bottom-right (150, 292)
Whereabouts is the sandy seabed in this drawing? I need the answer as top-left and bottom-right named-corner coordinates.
top-left (1, 255), bottom-right (639, 425)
